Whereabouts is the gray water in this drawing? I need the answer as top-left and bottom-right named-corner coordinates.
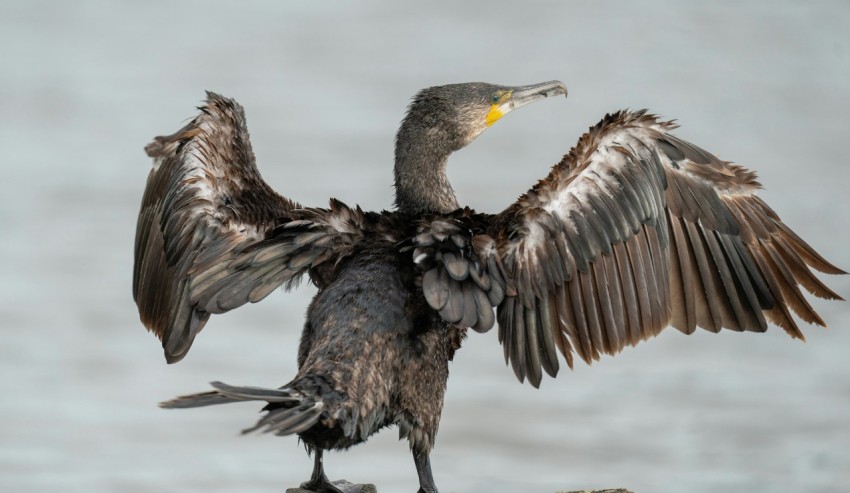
top-left (1, 2), bottom-right (849, 492)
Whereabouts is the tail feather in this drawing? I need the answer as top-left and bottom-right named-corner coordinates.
top-left (159, 390), bottom-right (239, 409)
top-left (209, 381), bottom-right (303, 403)
top-left (158, 381), bottom-right (323, 437)
top-left (242, 401), bottom-right (324, 436)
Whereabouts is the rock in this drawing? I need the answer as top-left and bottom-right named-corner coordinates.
top-left (286, 480), bottom-right (378, 493)
top-left (556, 489), bottom-right (634, 493)
top-left (287, 483), bottom-right (629, 493)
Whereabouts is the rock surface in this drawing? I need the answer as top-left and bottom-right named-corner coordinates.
top-left (286, 480), bottom-right (378, 493)
top-left (557, 490), bottom-right (634, 493)
top-left (287, 486), bottom-right (629, 493)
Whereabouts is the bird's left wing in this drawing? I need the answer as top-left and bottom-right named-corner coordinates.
top-left (414, 110), bottom-right (843, 387)
top-left (134, 93), bottom-right (368, 363)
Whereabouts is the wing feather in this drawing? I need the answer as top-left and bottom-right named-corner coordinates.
top-left (625, 233), bottom-right (654, 336)
top-left (594, 255), bottom-right (620, 352)
top-left (668, 212), bottom-right (697, 333)
top-left (523, 301), bottom-right (543, 387)
top-left (415, 110), bottom-right (843, 387)
top-left (538, 292), bottom-right (561, 376)
top-left (133, 93), bottom-right (370, 362)
top-left (612, 240), bottom-right (641, 345)
top-left (580, 268), bottom-right (605, 354)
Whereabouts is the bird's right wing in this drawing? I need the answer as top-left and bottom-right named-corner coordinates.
top-left (415, 110), bottom-right (843, 387)
top-left (134, 93), bottom-right (369, 363)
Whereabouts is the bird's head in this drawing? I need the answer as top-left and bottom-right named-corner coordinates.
top-left (393, 80), bottom-right (568, 214)
top-left (397, 80), bottom-right (568, 154)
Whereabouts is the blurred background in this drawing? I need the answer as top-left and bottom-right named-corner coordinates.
top-left (1, 1), bottom-right (848, 492)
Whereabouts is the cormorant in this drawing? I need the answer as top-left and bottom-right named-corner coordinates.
top-left (133, 81), bottom-right (844, 493)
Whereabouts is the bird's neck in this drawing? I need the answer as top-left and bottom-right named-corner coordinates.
top-left (393, 132), bottom-right (460, 215)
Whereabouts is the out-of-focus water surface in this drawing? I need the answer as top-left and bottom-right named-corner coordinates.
top-left (1, 1), bottom-right (849, 492)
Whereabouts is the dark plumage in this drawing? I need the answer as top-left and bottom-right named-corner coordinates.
top-left (134, 81), bottom-right (843, 493)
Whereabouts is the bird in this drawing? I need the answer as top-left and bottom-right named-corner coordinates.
top-left (133, 81), bottom-right (844, 493)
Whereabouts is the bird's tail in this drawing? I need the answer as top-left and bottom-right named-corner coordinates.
top-left (159, 381), bottom-right (324, 436)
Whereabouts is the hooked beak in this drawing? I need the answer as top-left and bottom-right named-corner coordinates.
top-left (486, 80), bottom-right (568, 126)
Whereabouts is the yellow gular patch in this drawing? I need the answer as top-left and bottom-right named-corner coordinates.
top-left (485, 104), bottom-right (503, 127)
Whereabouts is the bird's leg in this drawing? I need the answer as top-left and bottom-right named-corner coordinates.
top-left (302, 448), bottom-right (329, 489)
top-left (413, 449), bottom-right (439, 493)
top-left (299, 449), bottom-right (365, 493)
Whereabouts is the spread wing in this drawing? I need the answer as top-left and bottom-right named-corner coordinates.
top-left (415, 110), bottom-right (844, 387)
top-left (134, 93), bottom-right (368, 363)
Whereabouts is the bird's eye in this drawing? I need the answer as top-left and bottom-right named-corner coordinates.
top-left (490, 94), bottom-right (500, 104)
